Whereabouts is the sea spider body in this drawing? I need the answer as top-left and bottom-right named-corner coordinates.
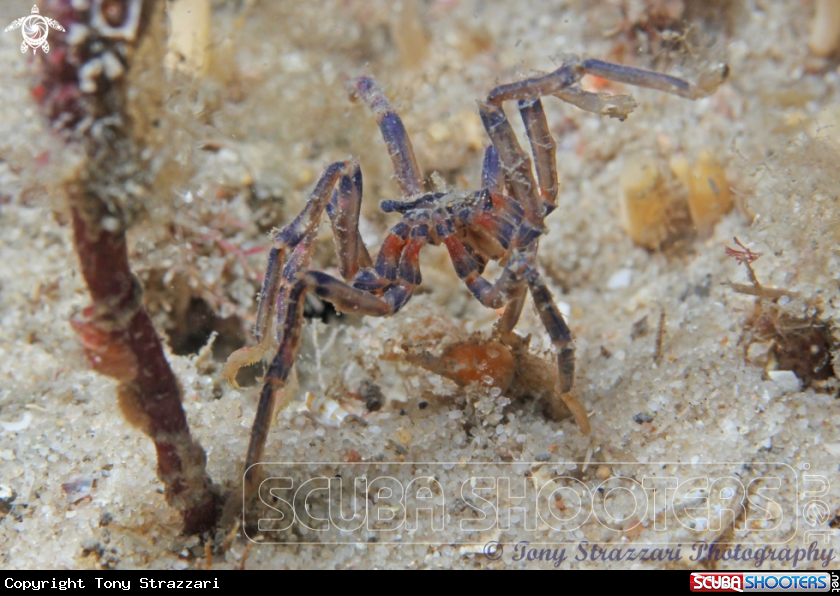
top-left (225, 56), bottom-right (728, 484)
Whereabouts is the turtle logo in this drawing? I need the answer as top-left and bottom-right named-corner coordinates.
top-left (4, 5), bottom-right (65, 55)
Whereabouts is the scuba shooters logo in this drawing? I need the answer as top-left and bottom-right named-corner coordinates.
top-left (4, 5), bottom-right (65, 54)
top-left (690, 572), bottom-right (835, 593)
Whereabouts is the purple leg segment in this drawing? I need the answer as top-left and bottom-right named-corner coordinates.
top-left (254, 161), bottom-right (350, 349)
top-left (305, 271), bottom-right (392, 316)
top-left (246, 230), bottom-right (318, 482)
top-left (518, 99), bottom-right (558, 211)
top-left (442, 229), bottom-right (529, 309)
top-left (375, 220), bottom-right (411, 281)
top-left (326, 164), bottom-right (373, 281)
top-left (481, 145), bottom-right (505, 194)
top-left (580, 58), bottom-right (729, 100)
top-left (398, 218), bottom-right (429, 286)
top-left (254, 246), bottom-right (283, 346)
top-left (486, 58), bottom-right (727, 107)
top-left (274, 161), bottom-right (349, 248)
top-left (524, 264), bottom-right (574, 393)
top-left (351, 76), bottom-right (424, 197)
top-left (478, 101), bottom-right (544, 227)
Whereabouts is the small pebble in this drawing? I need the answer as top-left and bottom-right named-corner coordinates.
top-left (607, 269), bottom-right (633, 290)
top-left (767, 370), bottom-right (802, 394)
top-left (633, 412), bottom-right (653, 424)
top-left (0, 485), bottom-right (16, 502)
top-left (396, 428), bottom-right (412, 445)
top-left (746, 341), bottom-right (772, 366)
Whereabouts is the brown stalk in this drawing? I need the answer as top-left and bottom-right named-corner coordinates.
top-left (37, 0), bottom-right (217, 533)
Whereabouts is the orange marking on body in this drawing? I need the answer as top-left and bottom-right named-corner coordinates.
top-left (489, 191), bottom-right (506, 210)
top-left (403, 237), bottom-right (424, 261)
top-left (443, 236), bottom-right (466, 255)
top-left (474, 212), bottom-right (498, 233)
top-left (489, 191), bottom-right (516, 218)
top-left (381, 233), bottom-right (407, 257)
top-left (464, 270), bottom-right (481, 284)
top-left (583, 74), bottom-right (610, 92)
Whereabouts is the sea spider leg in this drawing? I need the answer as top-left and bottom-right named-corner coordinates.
top-left (371, 210), bottom-right (430, 309)
top-left (437, 208), bottom-right (527, 309)
top-left (304, 272), bottom-right (392, 316)
top-left (303, 215), bottom-right (427, 318)
top-left (481, 56), bottom-right (728, 218)
top-left (494, 244), bottom-right (534, 334)
top-left (456, 196), bottom-right (517, 253)
top-left (477, 148), bottom-right (531, 329)
top-left (397, 214), bottom-right (430, 288)
top-left (350, 76), bottom-right (424, 198)
top-left (454, 190), bottom-right (548, 265)
top-left (374, 220), bottom-right (411, 281)
top-left (496, 282), bottom-right (528, 334)
top-left (223, 161), bottom-right (351, 388)
top-left (325, 164), bottom-right (373, 280)
top-left (523, 262), bottom-right (590, 433)
top-left (246, 229), bottom-right (318, 483)
top-left (486, 57), bottom-right (728, 117)
top-left (579, 58), bottom-right (729, 100)
top-left (517, 99), bottom-right (558, 213)
top-left (477, 101), bottom-right (545, 228)
top-left (481, 145), bottom-right (505, 194)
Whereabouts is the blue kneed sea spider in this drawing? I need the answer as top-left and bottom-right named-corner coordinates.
top-left (224, 56), bottom-right (729, 484)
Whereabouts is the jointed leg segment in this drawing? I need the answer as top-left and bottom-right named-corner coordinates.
top-left (523, 262), bottom-right (590, 433)
top-left (486, 57), bottom-right (728, 107)
top-left (326, 164), bottom-right (373, 281)
top-left (478, 102), bottom-right (545, 227)
top-left (350, 76), bottom-right (424, 198)
top-left (517, 99), bottom-right (558, 211)
top-left (481, 145), bottom-right (505, 194)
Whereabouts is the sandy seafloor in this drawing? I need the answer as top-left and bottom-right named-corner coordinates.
top-left (0, 0), bottom-right (839, 570)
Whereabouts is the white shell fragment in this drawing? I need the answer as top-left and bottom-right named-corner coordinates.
top-left (767, 370), bottom-right (802, 395)
top-left (0, 412), bottom-right (32, 433)
top-left (61, 472), bottom-right (93, 504)
top-left (305, 391), bottom-right (350, 428)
